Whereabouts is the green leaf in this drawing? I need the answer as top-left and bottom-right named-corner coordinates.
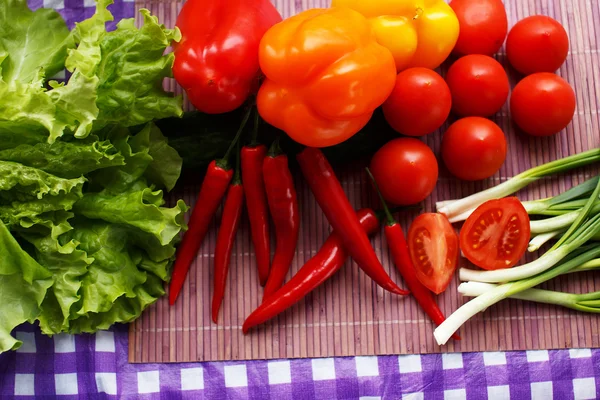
top-left (0, 161), bottom-right (85, 228)
top-left (92, 10), bottom-right (183, 129)
top-left (0, 220), bottom-right (53, 352)
top-left (65, 0), bottom-right (114, 77)
top-left (0, 0), bottom-right (74, 83)
top-left (143, 123), bottom-right (183, 191)
top-left (0, 135), bottom-right (125, 178)
top-left (67, 220), bottom-right (147, 316)
top-left (67, 273), bottom-right (165, 334)
top-left (74, 185), bottom-right (188, 246)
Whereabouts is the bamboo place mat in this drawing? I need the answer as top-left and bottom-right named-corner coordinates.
top-left (129, 0), bottom-right (600, 363)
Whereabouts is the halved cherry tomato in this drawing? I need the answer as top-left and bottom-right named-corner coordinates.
top-left (459, 197), bottom-right (530, 270)
top-left (408, 213), bottom-right (459, 294)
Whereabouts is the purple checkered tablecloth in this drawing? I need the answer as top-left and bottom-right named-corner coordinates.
top-left (1, 324), bottom-right (599, 398)
top-left (1, 0), bottom-right (599, 399)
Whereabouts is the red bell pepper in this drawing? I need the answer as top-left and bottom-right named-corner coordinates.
top-left (173, 0), bottom-right (282, 114)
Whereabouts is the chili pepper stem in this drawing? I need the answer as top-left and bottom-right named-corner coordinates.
top-left (250, 107), bottom-right (260, 146)
top-left (216, 106), bottom-right (253, 169)
top-left (233, 142), bottom-right (241, 184)
top-left (267, 136), bottom-right (282, 157)
top-left (366, 168), bottom-right (395, 226)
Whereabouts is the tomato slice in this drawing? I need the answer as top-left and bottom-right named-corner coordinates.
top-left (408, 213), bottom-right (459, 294)
top-left (459, 197), bottom-right (530, 270)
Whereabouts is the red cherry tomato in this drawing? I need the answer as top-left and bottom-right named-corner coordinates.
top-left (408, 213), bottom-right (459, 294)
top-left (460, 197), bottom-right (530, 270)
top-left (506, 15), bottom-right (569, 75)
top-left (450, 0), bottom-right (508, 56)
top-left (446, 55), bottom-right (509, 117)
top-left (369, 138), bottom-right (438, 206)
top-left (510, 73), bottom-right (576, 137)
top-left (442, 117), bottom-right (507, 181)
top-left (382, 68), bottom-right (452, 137)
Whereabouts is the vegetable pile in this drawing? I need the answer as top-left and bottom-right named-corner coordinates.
top-left (0, 0), bottom-right (186, 353)
top-left (5, 0), bottom-right (597, 355)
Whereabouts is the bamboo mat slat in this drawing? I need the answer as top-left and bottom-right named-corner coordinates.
top-left (129, 0), bottom-right (600, 363)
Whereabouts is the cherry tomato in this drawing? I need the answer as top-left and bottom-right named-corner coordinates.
top-left (510, 73), bottom-right (576, 137)
top-left (408, 213), bottom-right (459, 294)
top-left (450, 0), bottom-right (508, 56)
top-left (442, 117), bottom-right (506, 181)
top-left (382, 68), bottom-right (452, 137)
top-left (369, 138), bottom-right (438, 206)
top-left (460, 197), bottom-right (530, 270)
top-left (506, 15), bottom-right (569, 75)
top-left (446, 55), bottom-right (509, 117)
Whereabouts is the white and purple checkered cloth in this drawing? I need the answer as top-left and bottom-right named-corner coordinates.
top-left (0, 324), bottom-right (599, 398)
top-left (0, 0), bottom-right (599, 398)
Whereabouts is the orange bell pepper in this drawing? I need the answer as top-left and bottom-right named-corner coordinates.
top-left (256, 8), bottom-right (397, 148)
top-left (331, 0), bottom-right (460, 72)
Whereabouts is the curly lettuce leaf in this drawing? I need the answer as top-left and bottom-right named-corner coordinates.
top-left (26, 231), bottom-right (93, 335)
top-left (143, 123), bottom-right (183, 191)
top-left (0, 220), bottom-right (53, 352)
top-left (65, 0), bottom-right (113, 77)
top-left (66, 0), bottom-right (183, 132)
top-left (0, 161), bottom-right (85, 228)
top-left (67, 220), bottom-right (147, 317)
top-left (74, 185), bottom-right (187, 246)
top-left (0, 0), bottom-right (74, 83)
top-left (93, 10), bottom-right (183, 129)
top-left (67, 273), bottom-right (165, 334)
top-left (0, 136), bottom-right (125, 178)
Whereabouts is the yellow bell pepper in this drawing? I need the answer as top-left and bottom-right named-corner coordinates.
top-left (331, 0), bottom-right (460, 71)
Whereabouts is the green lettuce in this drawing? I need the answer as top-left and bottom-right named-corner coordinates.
top-left (0, 0), bottom-right (74, 83)
top-left (0, 136), bottom-right (125, 178)
top-left (0, 220), bottom-right (53, 352)
top-left (0, 1), bottom-right (187, 351)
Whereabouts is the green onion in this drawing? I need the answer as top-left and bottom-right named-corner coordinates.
top-left (434, 245), bottom-right (600, 345)
top-left (458, 282), bottom-right (600, 313)
top-left (436, 150), bottom-right (600, 220)
top-left (528, 230), bottom-right (563, 252)
top-left (434, 175), bottom-right (600, 345)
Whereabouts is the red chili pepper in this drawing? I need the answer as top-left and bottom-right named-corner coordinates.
top-left (243, 208), bottom-right (380, 333)
top-left (262, 139), bottom-right (299, 300)
top-left (169, 108), bottom-right (252, 305)
top-left (366, 169), bottom-right (460, 340)
top-left (296, 147), bottom-right (408, 296)
top-left (241, 111), bottom-right (270, 286)
top-left (212, 169), bottom-right (244, 323)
